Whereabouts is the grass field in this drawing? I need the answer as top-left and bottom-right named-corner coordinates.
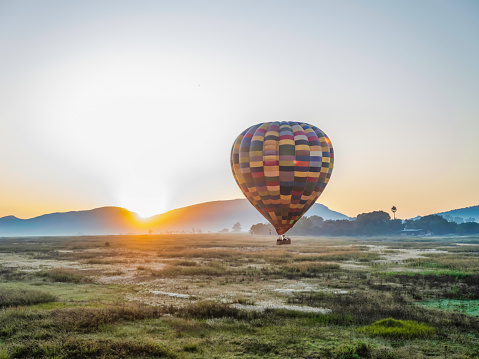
top-left (0, 233), bottom-right (478, 358)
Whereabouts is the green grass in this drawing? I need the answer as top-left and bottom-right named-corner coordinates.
top-left (418, 299), bottom-right (479, 317)
top-left (287, 290), bottom-right (478, 331)
top-left (0, 305), bottom-right (165, 340)
top-left (0, 234), bottom-right (479, 358)
top-left (379, 270), bottom-right (471, 279)
top-left (406, 255), bottom-right (479, 272)
top-left (7, 338), bottom-right (176, 359)
top-left (333, 340), bottom-right (373, 359)
top-left (359, 318), bottom-right (436, 339)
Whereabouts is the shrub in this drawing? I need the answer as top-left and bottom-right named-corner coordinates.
top-left (150, 263), bottom-right (226, 278)
top-left (284, 262), bottom-right (340, 275)
top-left (8, 338), bottom-right (176, 358)
top-left (0, 287), bottom-right (57, 308)
top-left (183, 343), bottom-right (199, 352)
top-left (176, 301), bottom-right (259, 321)
top-left (359, 318), bottom-right (435, 339)
top-left (170, 260), bottom-right (197, 267)
top-left (334, 340), bottom-right (372, 359)
top-left (287, 291), bottom-right (479, 332)
top-left (40, 269), bottom-right (92, 283)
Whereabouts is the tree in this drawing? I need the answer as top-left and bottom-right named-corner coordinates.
top-left (391, 206), bottom-right (397, 220)
top-left (289, 215), bottom-right (324, 235)
top-left (389, 219), bottom-right (404, 233)
top-left (310, 215), bottom-right (324, 227)
top-left (321, 219), bottom-right (354, 236)
top-left (232, 222), bottom-right (242, 232)
top-left (457, 222), bottom-right (479, 235)
top-left (355, 211), bottom-right (391, 235)
top-left (249, 223), bottom-right (273, 235)
top-left (415, 215), bottom-right (457, 235)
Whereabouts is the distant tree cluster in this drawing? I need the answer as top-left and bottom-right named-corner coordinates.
top-left (249, 211), bottom-right (479, 236)
top-left (405, 215), bottom-right (479, 235)
top-left (249, 223), bottom-right (274, 235)
top-left (232, 222), bottom-right (242, 232)
top-left (288, 211), bottom-right (403, 236)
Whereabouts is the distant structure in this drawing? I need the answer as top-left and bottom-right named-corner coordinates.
top-left (400, 228), bottom-right (426, 236)
top-left (391, 206), bottom-right (397, 220)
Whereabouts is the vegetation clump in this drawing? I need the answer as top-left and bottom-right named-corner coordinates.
top-left (359, 318), bottom-right (435, 339)
top-left (39, 269), bottom-right (92, 283)
top-left (334, 340), bottom-right (373, 359)
top-left (283, 262), bottom-right (340, 275)
top-left (8, 338), bottom-right (176, 359)
top-left (176, 300), bottom-right (258, 320)
top-left (0, 287), bottom-right (57, 308)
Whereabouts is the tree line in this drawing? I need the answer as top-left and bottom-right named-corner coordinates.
top-left (249, 211), bottom-right (479, 236)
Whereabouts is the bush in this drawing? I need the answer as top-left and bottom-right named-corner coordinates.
top-left (8, 338), bottom-right (176, 358)
top-left (359, 318), bottom-right (435, 339)
top-left (174, 301), bottom-right (261, 321)
top-left (150, 263), bottom-right (226, 277)
top-left (287, 291), bottom-right (479, 331)
top-left (282, 262), bottom-right (341, 277)
top-left (183, 343), bottom-right (199, 352)
top-left (0, 305), bottom-right (165, 340)
top-left (40, 269), bottom-right (92, 283)
top-left (334, 340), bottom-right (372, 359)
top-left (0, 287), bottom-right (57, 308)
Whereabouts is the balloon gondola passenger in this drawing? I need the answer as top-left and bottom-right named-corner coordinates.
top-left (276, 235), bottom-right (291, 245)
top-left (231, 121), bottom-right (334, 243)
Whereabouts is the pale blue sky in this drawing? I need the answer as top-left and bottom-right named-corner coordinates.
top-left (1, 0), bottom-right (478, 218)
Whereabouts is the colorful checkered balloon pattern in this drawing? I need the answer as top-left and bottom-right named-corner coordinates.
top-left (231, 122), bottom-right (334, 235)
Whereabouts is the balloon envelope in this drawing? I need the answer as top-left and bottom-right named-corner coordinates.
top-left (231, 122), bottom-right (334, 235)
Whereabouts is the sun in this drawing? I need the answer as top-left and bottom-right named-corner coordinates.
top-left (116, 178), bottom-right (171, 219)
top-left (135, 209), bottom-right (159, 219)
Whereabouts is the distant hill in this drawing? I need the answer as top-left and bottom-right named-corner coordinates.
top-left (0, 207), bottom-right (140, 236)
top-left (435, 205), bottom-right (479, 223)
top-left (149, 199), bottom-right (350, 233)
top-left (409, 205), bottom-right (479, 223)
top-left (0, 199), bottom-right (349, 237)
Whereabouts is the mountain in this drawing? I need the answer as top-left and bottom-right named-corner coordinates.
top-left (0, 207), bottom-right (140, 236)
top-left (409, 205), bottom-right (479, 223)
top-left (0, 199), bottom-right (349, 237)
top-left (435, 205), bottom-right (479, 223)
top-left (148, 199), bottom-right (350, 233)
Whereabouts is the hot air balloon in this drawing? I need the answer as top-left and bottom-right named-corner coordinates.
top-left (230, 122), bottom-right (334, 244)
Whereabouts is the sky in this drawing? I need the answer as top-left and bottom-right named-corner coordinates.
top-left (1, 0), bottom-right (478, 220)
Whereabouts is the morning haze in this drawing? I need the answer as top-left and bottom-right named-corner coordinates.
top-left (1, 0), bottom-right (478, 219)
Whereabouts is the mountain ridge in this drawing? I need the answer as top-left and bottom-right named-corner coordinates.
top-left (2, 200), bottom-right (476, 237)
top-left (0, 199), bottom-right (348, 236)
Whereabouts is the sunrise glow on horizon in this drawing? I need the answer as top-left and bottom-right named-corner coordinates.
top-left (1, 1), bottom-right (478, 220)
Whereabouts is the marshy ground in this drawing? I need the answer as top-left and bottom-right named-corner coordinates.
top-left (0, 233), bottom-right (478, 358)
